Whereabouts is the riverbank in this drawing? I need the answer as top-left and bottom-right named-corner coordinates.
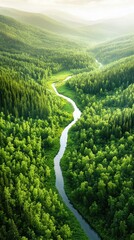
top-left (53, 81), bottom-right (101, 240)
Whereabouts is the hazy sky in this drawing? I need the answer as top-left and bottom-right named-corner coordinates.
top-left (0, 0), bottom-right (134, 20)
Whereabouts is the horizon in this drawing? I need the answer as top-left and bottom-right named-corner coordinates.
top-left (0, 0), bottom-right (134, 21)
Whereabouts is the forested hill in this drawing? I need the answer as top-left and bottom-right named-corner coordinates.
top-left (0, 8), bottom-right (80, 36)
top-left (61, 55), bottom-right (134, 240)
top-left (0, 14), bottom-right (96, 121)
top-left (0, 15), bottom-right (96, 78)
top-left (1, 8), bottom-right (134, 44)
top-left (1, 9), bottom-right (134, 240)
top-left (67, 55), bottom-right (134, 95)
top-left (91, 34), bottom-right (134, 64)
top-left (0, 14), bottom-right (96, 240)
top-left (0, 14), bottom-right (75, 49)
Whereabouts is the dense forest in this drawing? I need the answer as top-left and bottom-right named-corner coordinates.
top-left (60, 55), bottom-right (134, 240)
top-left (0, 9), bottom-right (134, 240)
top-left (91, 34), bottom-right (134, 64)
top-left (0, 15), bottom-right (96, 76)
top-left (1, 113), bottom-right (71, 240)
top-left (0, 14), bottom-right (95, 240)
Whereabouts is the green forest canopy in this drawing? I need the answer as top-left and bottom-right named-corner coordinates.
top-left (61, 54), bottom-right (134, 240)
top-left (0, 14), bottom-right (93, 240)
top-left (0, 12), bottom-right (134, 240)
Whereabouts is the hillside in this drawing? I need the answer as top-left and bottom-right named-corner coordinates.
top-left (0, 14), bottom-right (76, 50)
top-left (81, 14), bottom-right (134, 43)
top-left (0, 15), bottom-right (96, 80)
top-left (0, 8), bottom-right (89, 44)
top-left (91, 34), bottom-right (134, 64)
top-left (0, 14), bottom-right (95, 240)
top-left (0, 8), bottom-right (134, 240)
top-left (1, 8), bottom-right (134, 44)
top-left (59, 55), bottom-right (134, 240)
top-left (0, 8), bottom-right (78, 36)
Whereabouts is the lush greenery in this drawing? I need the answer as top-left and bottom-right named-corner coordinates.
top-left (0, 111), bottom-right (89, 240)
top-left (60, 55), bottom-right (134, 240)
top-left (0, 15), bottom-right (96, 77)
top-left (1, 8), bottom-right (134, 45)
top-left (91, 34), bottom-right (134, 64)
top-left (0, 68), bottom-right (71, 121)
top-left (0, 14), bottom-right (92, 240)
top-left (1, 11), bottom-right (134, 240)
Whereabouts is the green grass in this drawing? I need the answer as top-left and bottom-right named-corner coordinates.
top-left (57, 83), bottom-right (74, 98)
top-left (56, 80), bottom-right (84, 116)
top-left (47, 71), bottom-right (74, 115)
top-left (57, 82), bottom-right (82, 111)
top-left (46, 71), bottom-right (72, 92)
top-left (62, 101), bottom-right (74, 114)
top-left (49, 70), bottom-right (72, 83)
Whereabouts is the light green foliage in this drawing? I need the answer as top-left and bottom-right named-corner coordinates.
top-left (1, 11), bottom-right (134, 240)
top-left (0, 14), bottom-right (91, 240)
top-left (0, 111), bottom-right (88, 240)
top-left (0, 113), bottom-right (74, 239)
top-left (0, 15), bottom-right (96, 78)
top-left (91, 34), bottom-right (134, 64)
top-left (62, 56), bottom-right (134, 240)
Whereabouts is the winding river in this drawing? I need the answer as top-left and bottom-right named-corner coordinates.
top-left (52, 82), bottom-right (101, 240)
top-left (96, 59), bottom-right (103, 69)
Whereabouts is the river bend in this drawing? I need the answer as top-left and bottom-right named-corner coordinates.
top-left (52, 82), bottom-right (101, 240)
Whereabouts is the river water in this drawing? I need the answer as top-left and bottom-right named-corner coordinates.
top-left (52, 82), bottom-right (101, 240)
top-left (96, 59), bottom-right (103, 69)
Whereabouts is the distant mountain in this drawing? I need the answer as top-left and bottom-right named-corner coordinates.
top-left (0, 7), bottom-right (134, 44)
top-left (43, 8), bottom-right (88, 26)
top-left (0, 7), bottom-right (85, 43)
top-left (0, 8), bottom-right (76, 35)
top-left (0, 14), bottom-right (78, 52)
top-left (80, 13), bottom-right (134, 43)
top-left (42, 11), bottom-right (134, 43)
top-left (0, 14), bottom-right (96, 84)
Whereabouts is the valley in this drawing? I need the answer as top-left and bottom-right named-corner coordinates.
top-left (0, 5), bottom-right (134, 240)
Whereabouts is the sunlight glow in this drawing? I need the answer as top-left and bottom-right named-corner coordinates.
top-left (0, 0), bottom-right (134, 21)
top-left (67, 4), bottom-right (134, 21)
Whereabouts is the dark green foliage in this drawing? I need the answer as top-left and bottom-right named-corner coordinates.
top-left (61, 56), bottom-right (134, 240)
top-left (67, 55), bottom-right (134, 95)
top-left (0, 68), bottom-right (68, 120)
top-left (1, 11), bottom-right (134, 240)
top-left (0, 14), bottom-right (91, 240)
top-left (0, 51), bottom-right (52, 81)
top-left (104, 84), bottom-right (134, 108)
